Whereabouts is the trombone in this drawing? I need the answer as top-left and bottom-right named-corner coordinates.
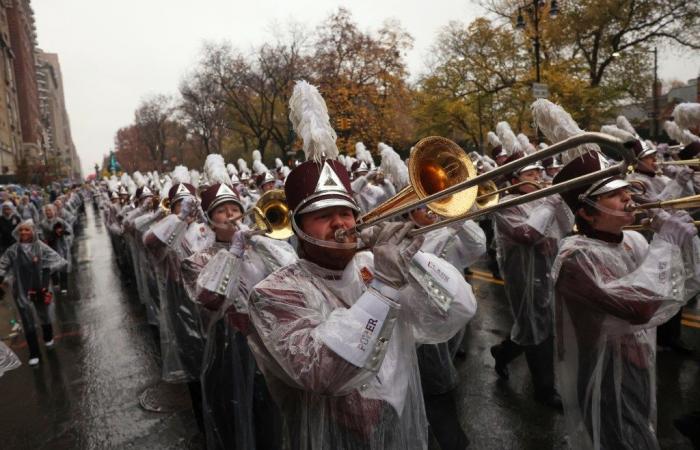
top-left (625, 194), bottom-right (700, 212)
top-left (475, 180), bottom-right (544, 209)
top-left (623, 220), bottom-right (700, 232)
top-left (335, 132), bottom-right (635, 241)
top-left (657, 158), bottom-right (700, 167)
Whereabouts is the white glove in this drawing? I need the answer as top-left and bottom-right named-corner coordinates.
top-left (229, 223), bottom-right (250, 257)
top-left (652, 210), bottom-right (698, 247)
top-left (676, 167), bottom-right (694, 184)
top-left (544, 194), bottom-right (564, 208)
top-left (360, 221), bottom-right (425, 289)
top-left (177, 196), bottom-right (197, 221)
top-left (662, 164), bottom-right (679, 177)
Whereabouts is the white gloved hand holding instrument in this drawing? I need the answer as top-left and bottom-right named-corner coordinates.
top-left (360, 221), bottom-right (425, 289)
top-left (651, 210), bottom-right (698, 247)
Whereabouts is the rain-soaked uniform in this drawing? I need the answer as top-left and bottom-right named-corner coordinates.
top-left (0, 220), bottom-right (67, 358)
top-left (626, 169), bottom-right (690, 204)
top-left (248, 247), bottom-right (477, 450)
top-left (193, 234), bottom-right (297, 450)
top-left (143, 214), bottom-right (213, 383)
top-left (123, 203), bottom-right (159, 325)
top-left (416, 219), bottom-right (486, 449)
top-left (491, 194), bottom-right (574, 393)
top-left (552, 227), bottom-right (700, 450)
top-left (626, 168), bottom-right (694, 349)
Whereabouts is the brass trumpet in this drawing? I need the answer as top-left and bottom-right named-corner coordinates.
top-left (159, 197), bottom-right (171, 214)
top-left (256, 189), bottom-right (293, 240)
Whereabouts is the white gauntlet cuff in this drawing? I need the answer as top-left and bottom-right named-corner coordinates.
top-left (317, 288), bottom-right (398, 371)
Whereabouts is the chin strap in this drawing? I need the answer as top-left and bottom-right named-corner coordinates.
top-left (579, 196), bottom-right (634, 217)
top-left (292, 216), bottom-right (359, 250)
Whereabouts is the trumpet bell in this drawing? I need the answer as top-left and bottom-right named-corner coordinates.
top-left (360, 137), bottom-right (478, 224)
top-left (257, 189), bottom-right (293, 240)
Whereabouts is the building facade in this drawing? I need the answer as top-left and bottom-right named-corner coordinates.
top-left (0, 3), bottom-right (22, 175)
top-left (6, 0), bottom-right (43, 169)
top-left (37, 50), bottom-right (81, 181)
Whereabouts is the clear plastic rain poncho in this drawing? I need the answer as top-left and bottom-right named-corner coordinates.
top-left (351, 175), bottom-right (397, 214)
top-left (552, 231), bottom-right (700, 450)
top-left (39, 205), bottom-right (74, 272)
top-left (17, 198), bottom-right (39, 222)
top-left (195, 235), bottom-right (298, 450)
top-left (248, 249), bottom-right (477, 450)
top-left (123, 204), bottom-right (159, 325)
top-left (143, 214), bottom-right (213, 383)
top-left (417, 219), bottom-right (487, 395)
top-left (0, 220), bottom-right (67, 333)
top-left (0, 340), bottom-right (20, 376)
top-left (626, 171), bottom-right (689, 203)
top-left (493, 194), bottom-right (574, 346)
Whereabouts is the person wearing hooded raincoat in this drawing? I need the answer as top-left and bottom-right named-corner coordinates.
top-left (0, 201), bottom-right (21, 254)
top-left (39, 204), bottom-right (73, 294)
top-left (0, 220), bottom-right (67, 365)
top-left (550, 151), bottom-right (700, 450)
top-left (489, 163), bottom-right (574, 407)
top-left (17, 195), bottom-right (39, 223)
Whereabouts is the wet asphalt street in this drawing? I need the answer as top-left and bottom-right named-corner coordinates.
top-left (1, 205), bottom-right (700, 449)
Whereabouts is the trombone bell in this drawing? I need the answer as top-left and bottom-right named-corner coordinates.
top-left (359, 137), bottom-right (478, 224)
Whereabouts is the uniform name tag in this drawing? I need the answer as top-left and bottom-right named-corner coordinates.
top-left (412, 251), bottom-right (460, 298)
top-left (319, 289), bottom-right (390, 368)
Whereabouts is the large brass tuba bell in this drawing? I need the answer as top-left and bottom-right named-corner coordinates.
top-left (256, 189), bottom-right (294, 240)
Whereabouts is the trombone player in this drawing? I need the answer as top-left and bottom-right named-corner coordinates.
top-left (550, 148), bottom-right (700, 450)
top-left (247, 81), bottom-right (477, 450)
top-left (488, 142), bottom-right (573, 409)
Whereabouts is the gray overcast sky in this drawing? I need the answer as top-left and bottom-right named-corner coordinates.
top-left (32, 0), bottom-right (700, 177)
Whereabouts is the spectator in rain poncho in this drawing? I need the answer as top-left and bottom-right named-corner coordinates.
top-left (39, 204), bottom-right (73, 294)
top-left (0, 220), bottom-right (67, 367)
top-left (0, 340), bottom-right (21, 376)
top-left (17, 195), bottom-right (39, 223)
top-left (0, 201), bottom-right (22, 254)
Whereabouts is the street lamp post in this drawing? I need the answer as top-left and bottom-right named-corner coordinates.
top-left (516, 0), bottom-right (558, 84)
top-left (516, 0), bottom-right (558, 143)
top-left (652, 46), bottom-right (659, 141)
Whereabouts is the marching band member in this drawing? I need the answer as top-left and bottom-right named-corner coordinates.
top-left (247, 81), bottom-right (476, 450)
top-left (551, 147), bottom-right (700, 450)
top-left (39, 204), bottom-right (73, 295)
top-left (489, 116), bottom-right (573, 409)
top-left (350, 142), bottom-right (397, 214)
